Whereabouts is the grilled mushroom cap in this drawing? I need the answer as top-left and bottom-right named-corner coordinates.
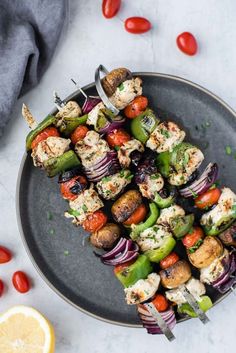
top-left (218, 222), bottom-right (236, 247)
top-left (102, 68), bottom-right (132, 97)
top-left (188, 236), bottom-right (224, 269)
top-left (160, 260), bottom-right (191, 289)
top-left (111, 190), bottom-right (142, 223)
top-left (90, 223), bottom-right (121, 249)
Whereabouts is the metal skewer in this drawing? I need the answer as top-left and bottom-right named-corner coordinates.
top-left (22, 103), bottom-right (38, 129)
top-left (71, 78), bottom-right (88, 99)
top-left (53, 91), bottom-right (66, 110)
top-left (144, 303), bottom-right (175, 341)
top-left (180, 285), bottom-right (210, 324)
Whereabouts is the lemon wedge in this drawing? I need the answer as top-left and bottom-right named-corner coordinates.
top-left (0, 305), bottom-right (55, 353)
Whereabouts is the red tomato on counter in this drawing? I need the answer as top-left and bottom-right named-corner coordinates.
top-left (176, 32), bottom-right (198, 56)
top-left (102, 0), bottom-right (121, 19)
top-left (0, 279), bottom-right (4, 297)
top-left (0, 246), bottom-right (12, 264)
top-left (125, 17), bottom-right (151, 34)
top-left (12, 271), bottom-right (30, 293)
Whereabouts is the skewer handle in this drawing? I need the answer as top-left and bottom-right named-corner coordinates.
top-left (22, 104), bottom-right (38, 129)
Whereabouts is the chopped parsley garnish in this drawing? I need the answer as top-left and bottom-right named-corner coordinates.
top-left (82, 204), bottom-right (88, 212)
top-left (118, 83), bottom-right (124, 91)
top-left (47, 211), bottom-right (53, 220)
top-left (225, 146), bottom-right (232, 155)
top-left (64, 250), bottom-right (69, 256)
top-left (232, 204), bottom-right (236, 217)
top-left (49, 228), bottom-right (55, 235)
top-left (189, 188), bottom-right (198, 198)
top-left (68, 209), bottom-right (81, 217)
top-left (119, 169), bottom-right (125, 177)
top-left (188, 239), bottom-right (203, 253)
top-left (114, 145), bottom-right (120, 151)
top-left (102, 176), bottom-right (112, 182)
top-left (160, 129), bottom-right (170, 138)
top-left (150, 174), bottom-right (160, 180)
top-left (126, 173), bottom-right (134, 180)
top-left (183, 152), bottom-right (189, 166)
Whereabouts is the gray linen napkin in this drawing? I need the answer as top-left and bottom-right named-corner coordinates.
top-left (0, 0), bottom-right (67, 136)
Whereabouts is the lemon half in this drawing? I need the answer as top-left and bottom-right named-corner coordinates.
top-left (0, 305), bottom-right (55, 353)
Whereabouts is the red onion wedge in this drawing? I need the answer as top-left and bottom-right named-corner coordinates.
top-left (101, 238), bottom-right (139, 265)
top-left (213, 252), bottom-right (236, 293)
top-left (179, 163), bottom-right (218, 198)
top-left (99, 116), bottom-right (126, 135)
top-left (83, 151), bottom-right (120, 182)
top-left (137, 305), bottom-right (176, 336)
top-left (71, 78), bottom-right (101, 114)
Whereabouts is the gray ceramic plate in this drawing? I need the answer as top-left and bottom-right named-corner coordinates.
top-left (16, 73), bottom-right (236, 327)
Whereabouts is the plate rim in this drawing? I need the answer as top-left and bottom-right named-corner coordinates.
top-left (16, 72), bottom-right (236, 328)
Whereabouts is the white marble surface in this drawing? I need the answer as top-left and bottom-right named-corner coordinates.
top-left (1, 0), bottom-right (236, 351)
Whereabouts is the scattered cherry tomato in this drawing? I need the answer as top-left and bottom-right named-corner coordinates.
top-left (60, 175), bottom-right (87, 201)
top-left (160, 252), bottom-right (179, 270)
top-left (114, 259), bottom-right (136, 274)
top-left (123, 204), bottom-right (147, 226)
top-left (0, 246), bottom-right (12, 264)
top-left (0, 279), bottom-right (4, 297)
top-left (152, 294), bottom-right (169, 312)
top-left (182, 227), bottom-right (204, 248)
top-left (82, 210), bottom-right (108, 233)
top-left (102, 0), bottom-right (121, 19)
top-left (31, 127), bottom-right (59, 149)
top-left (124, 96), bottom-right (148, 119)
top-left (125, 17), bottom-right (151, 34)
top-left (71, 125), bottom-right (89, 145)
top-left (195, 187), bottom-right (221, 210)
top-left (176, 32), bottom-right (198, 56)
top-left (12, 271), bottom-right (30, 293)
top-left (106, 129), bottom-right (131, 148)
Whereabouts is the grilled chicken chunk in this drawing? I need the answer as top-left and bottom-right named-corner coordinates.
top-left (111, 190), bottom-right (142, 223)
top-left (136, 224), bottom-right (173, 252)
top-left (31, 136), bottom-right (70, 167)
top-left (138, 173), bottom-right (164, 200)
top-left (117, 139), bottom-right (144, 168)
top-left (124, 273), bottom-right (160, 305)
top-left (200, 249), bottom-right (229, 284)
top-left (75, 130), bottom-right (110, 169)
top-left (200, 188), bottom-right (236, 229)
top-left (96, 170), bottom-right (132, 200)
top-left (188, 236), bottom-right (224, 269)
top-left (109, 78), bottom-right (143, 110)
top-left (55, 101), bottom-right (82, 127)
top-left (157, 204), bottom-right (185, 226)
top-left (65, 184), bottom-right (104, 225)
top-left (86, 101), bottom-right (105, 127)
top-left (165, 277), bottom-right (206, 305)
top-left (147, 121), bottom-right (186, 153)
top-left (160, 260), bottom-right (191, 289)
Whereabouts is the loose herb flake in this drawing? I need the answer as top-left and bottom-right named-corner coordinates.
top-left (64, 250), bottom-right (69, 256)
top-left (47, 211), bottom-right (53, 220)
top-left (82, 204), bottom-right (88, 212)
top-left (49, 228), bottom-right (55, 235)
top-left (118, 83), bottom-right (124, 91)
top-left (225, 146), bottom-right (232, 155)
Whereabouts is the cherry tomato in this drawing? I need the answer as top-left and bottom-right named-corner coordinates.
top-left (31, 127), bottom-right (59, 149)
top-left (176, 32), bottom-right (198, 56)
top-left (71, 125), bottom-right (89, 145)
top-left (0, 279), bottom-right (4, 297)
top-left (106, 129), bottom-right (131, 148)
top-left (114, 259), bottom-right (136, 274)
top-left (123, 204), bottom-right (147, 226)
top-left (125, 17), bottom-right (151, 34)
top-left (182, 226), bottom-right (204, 248)
top-left (124, 96), bottom-right (148, 119)
top-left (82, 210), bottom-right (108, 233)
top-left (12, 271), bottom-right (30, 293)
top-left (0, 246), bottom-right (12, 264)
top-left (160, 252), bottom-right (179, 270)
top-left (195, 188), bottom-right (221, 210)
top-left (102, 0), bottom-right (121, 19)
top-left (60, 175), bottom-right (87, 201)
top-left (152, 294), bottom-right (169, 312)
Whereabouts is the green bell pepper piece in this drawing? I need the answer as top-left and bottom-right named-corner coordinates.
top-left (170, 142), bottom-right (195, 172)
top-left (43, 150), bottom-right (80, 177)
top-left (130, 203), bottom-right (159, 240)
top-left (115, 255), bottom-right (153, 288)
top-left (145, 236), bottom-right (176, 263)
top-left (170, 214), bottom-right (195, 239)
top-left (26, 115), bottom-right (56, 151)
top-left (178, 295), bottom-right (213, 318)
top-left (156, 151), bottom-right (172, 178)
top-left (59, 114), bottom-right (88, 137)
top-left (154, 187), bottom-right (176, 209)
top-left (203, 215), bottom-right (236, 236)
top-left (130, 109), bottom-right (159, 143)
